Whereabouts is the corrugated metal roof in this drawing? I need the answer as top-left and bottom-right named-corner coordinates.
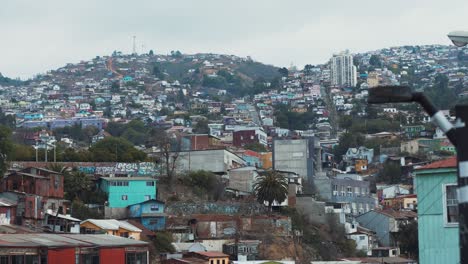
top-left (0, 234), bottom-right (147, 247)
top-left (417, 156), bottom-right (457, 170)
top-left (81, 219), bottom-right (142, 232)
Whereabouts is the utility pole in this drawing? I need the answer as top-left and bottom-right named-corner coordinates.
top-left (455, 105), bottom-right (468, 263)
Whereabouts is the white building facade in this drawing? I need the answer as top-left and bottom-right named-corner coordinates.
top-left (330, 51), bottom-right (357, 88)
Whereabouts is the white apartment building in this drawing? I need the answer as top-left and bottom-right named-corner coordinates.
top-left (330, 51), bottom-right (357, 87)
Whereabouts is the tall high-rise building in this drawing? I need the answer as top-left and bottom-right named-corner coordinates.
top-left (330, 51), bottom-right (357, 87)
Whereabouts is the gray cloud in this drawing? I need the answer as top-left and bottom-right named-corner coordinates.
top-left (1, 0), bottom-right (467, 78)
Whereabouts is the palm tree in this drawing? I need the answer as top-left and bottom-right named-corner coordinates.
top-left (253, 170), bottom-right (288, 212)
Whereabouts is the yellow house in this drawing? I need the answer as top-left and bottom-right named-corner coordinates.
top-left (192, 251), bottom-right (229, 264)
top-left (259, 152), bottom-right (272, 169)
top-left (80, 219), bottom-right (142, 240)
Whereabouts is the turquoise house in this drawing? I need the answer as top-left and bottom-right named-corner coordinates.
top-left (415, 156), bottom-right (459, 264)
top-left (99, 177), bottom-right (157, 208)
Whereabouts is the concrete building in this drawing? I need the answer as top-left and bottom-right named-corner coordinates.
top-left (273, 138), bottom-right (315, 183)
top-left (175, 149), bottom-right (246, 174)
top-left (227, 166), bottom-right (259, 194)
top-left (314, 174), bottom-right (376, 215)
top-left (367, 71), bottom-right (380, 88)
top-left (330, 51), bottom-right (357, 87)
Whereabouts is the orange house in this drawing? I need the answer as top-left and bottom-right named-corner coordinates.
top-left (80, 219), bottom-right (142, 240)
top-left (355, 159), bottom-right (368, 173)
top-left (259, 152), bottom-right (273, 169)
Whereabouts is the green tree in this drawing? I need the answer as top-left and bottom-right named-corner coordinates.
top-left (253, 170), bottom-right (288, 212)
top-left (152, 231), bottom-right (175, 254)
top-left (303, 64), bottom-right (313, 75)
top-left (332, 132), bottom-right (365, 162)
top-left (0, 126), bottom-right (13, 176)
top-left (152, 64), bottom-right (165, 79)
top-left (110, 81), bottom-right (120, 93)
top-left (426, 74), bottom-right (457, 109)
top-left (379, 161), bottom-right (402, 183)
top-left (369, 55), bottom-right (382, 67)
top-left (278, 67), bottom-right (289, 77)
top-left (339, 115), bottom-right (353, 132)
top-left (11, 144), bottom-right (35, 161)
top-left (149, 49), bottom-right (154, 56)
top-left (71, 199), bottom-right (104, 220)
top-left (89, 137), bottom-right (147, 162)
top-left (396, 220), bottom-right (418, 260)
top-left (182, 170), bottom-right (223, 200)
top-left (193, 119), bottom-right (209, 134)
top-left (64, 170), bottom-right (93, 201)
top-left (244, 142), bottom-right (267, 152)
top-left (170, 50), bottom-right (182, 58)
top-left (0, 109), bottom-right (15, 129)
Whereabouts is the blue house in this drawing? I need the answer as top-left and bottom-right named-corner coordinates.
top-left (128, 199), bottom-right (166, 231)
top-left (415, 156), bottom-right (459, 264)
top-left (344, 146), bottom-right (374, 163)
top-left (99, 177), bottom-right (157, 208)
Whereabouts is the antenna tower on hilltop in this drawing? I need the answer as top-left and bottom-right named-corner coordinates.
top-left (132, 36), bottom-right (137, 55)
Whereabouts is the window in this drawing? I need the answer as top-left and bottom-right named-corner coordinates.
top-left (0, 256), bottom-right (8, 264)
top-left (122, 195), bottom-right (128, 200)
top-left (149, 219), bottom-right (158, 225)
top-left (150, 205), bottom-right (159, 211)
top-left (146, 181), bottom-right (155, 186)
top-left (359, 235), bottom-right (366, 240)
top-left (126, 253), bottom-right (147, 264)
top-left (347, 186), bottom-right (353, 197)
top-left (111, 181), bottom-right (129, 187)
top-left (332, 185), bottom-right (338, 196)
top-left (444, 184), bottom-right (458, 226)
top-left (144, 195), bottom-right (151, 201)
top-left (340, 186), bottom-right (345, 196)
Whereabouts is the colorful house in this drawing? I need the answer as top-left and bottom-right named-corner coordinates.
top-left (0, 234), bottom-right (148, 264)
top-left (128, 199), bottom-right (166, 231)
top-left (80, 219), bottom-right (142, 240)
top-left (440, 141), bottom-right (456, 154)
top-left (99, 177), bottom-right (157, 208)
top-left (242, 150), bottom-right (262, 168)
top-left (415, 156), bottom-right (459, 264)
top-left (259, 152), bottom-right (272, 169)
top-left (402, 125), bottom-right (425, 139)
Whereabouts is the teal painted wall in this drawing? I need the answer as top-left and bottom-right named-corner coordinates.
top-left (100, 179), bottom-right (157, 208)
top-left (415, 167), bottom-right (459, 264)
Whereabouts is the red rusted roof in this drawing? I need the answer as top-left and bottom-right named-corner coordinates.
top-left (243, 150), bottom-right (261, 158)
top-left (377, 209), bottom-right (417, 219)
top-left (417, 156), bottom-right (457, 170)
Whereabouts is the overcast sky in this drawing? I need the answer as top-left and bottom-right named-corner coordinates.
top-left (1, 0), bottom-right (468, 79)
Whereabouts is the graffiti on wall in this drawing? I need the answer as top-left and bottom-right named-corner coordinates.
top-left (11, 162), bottom-right (160, 177)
